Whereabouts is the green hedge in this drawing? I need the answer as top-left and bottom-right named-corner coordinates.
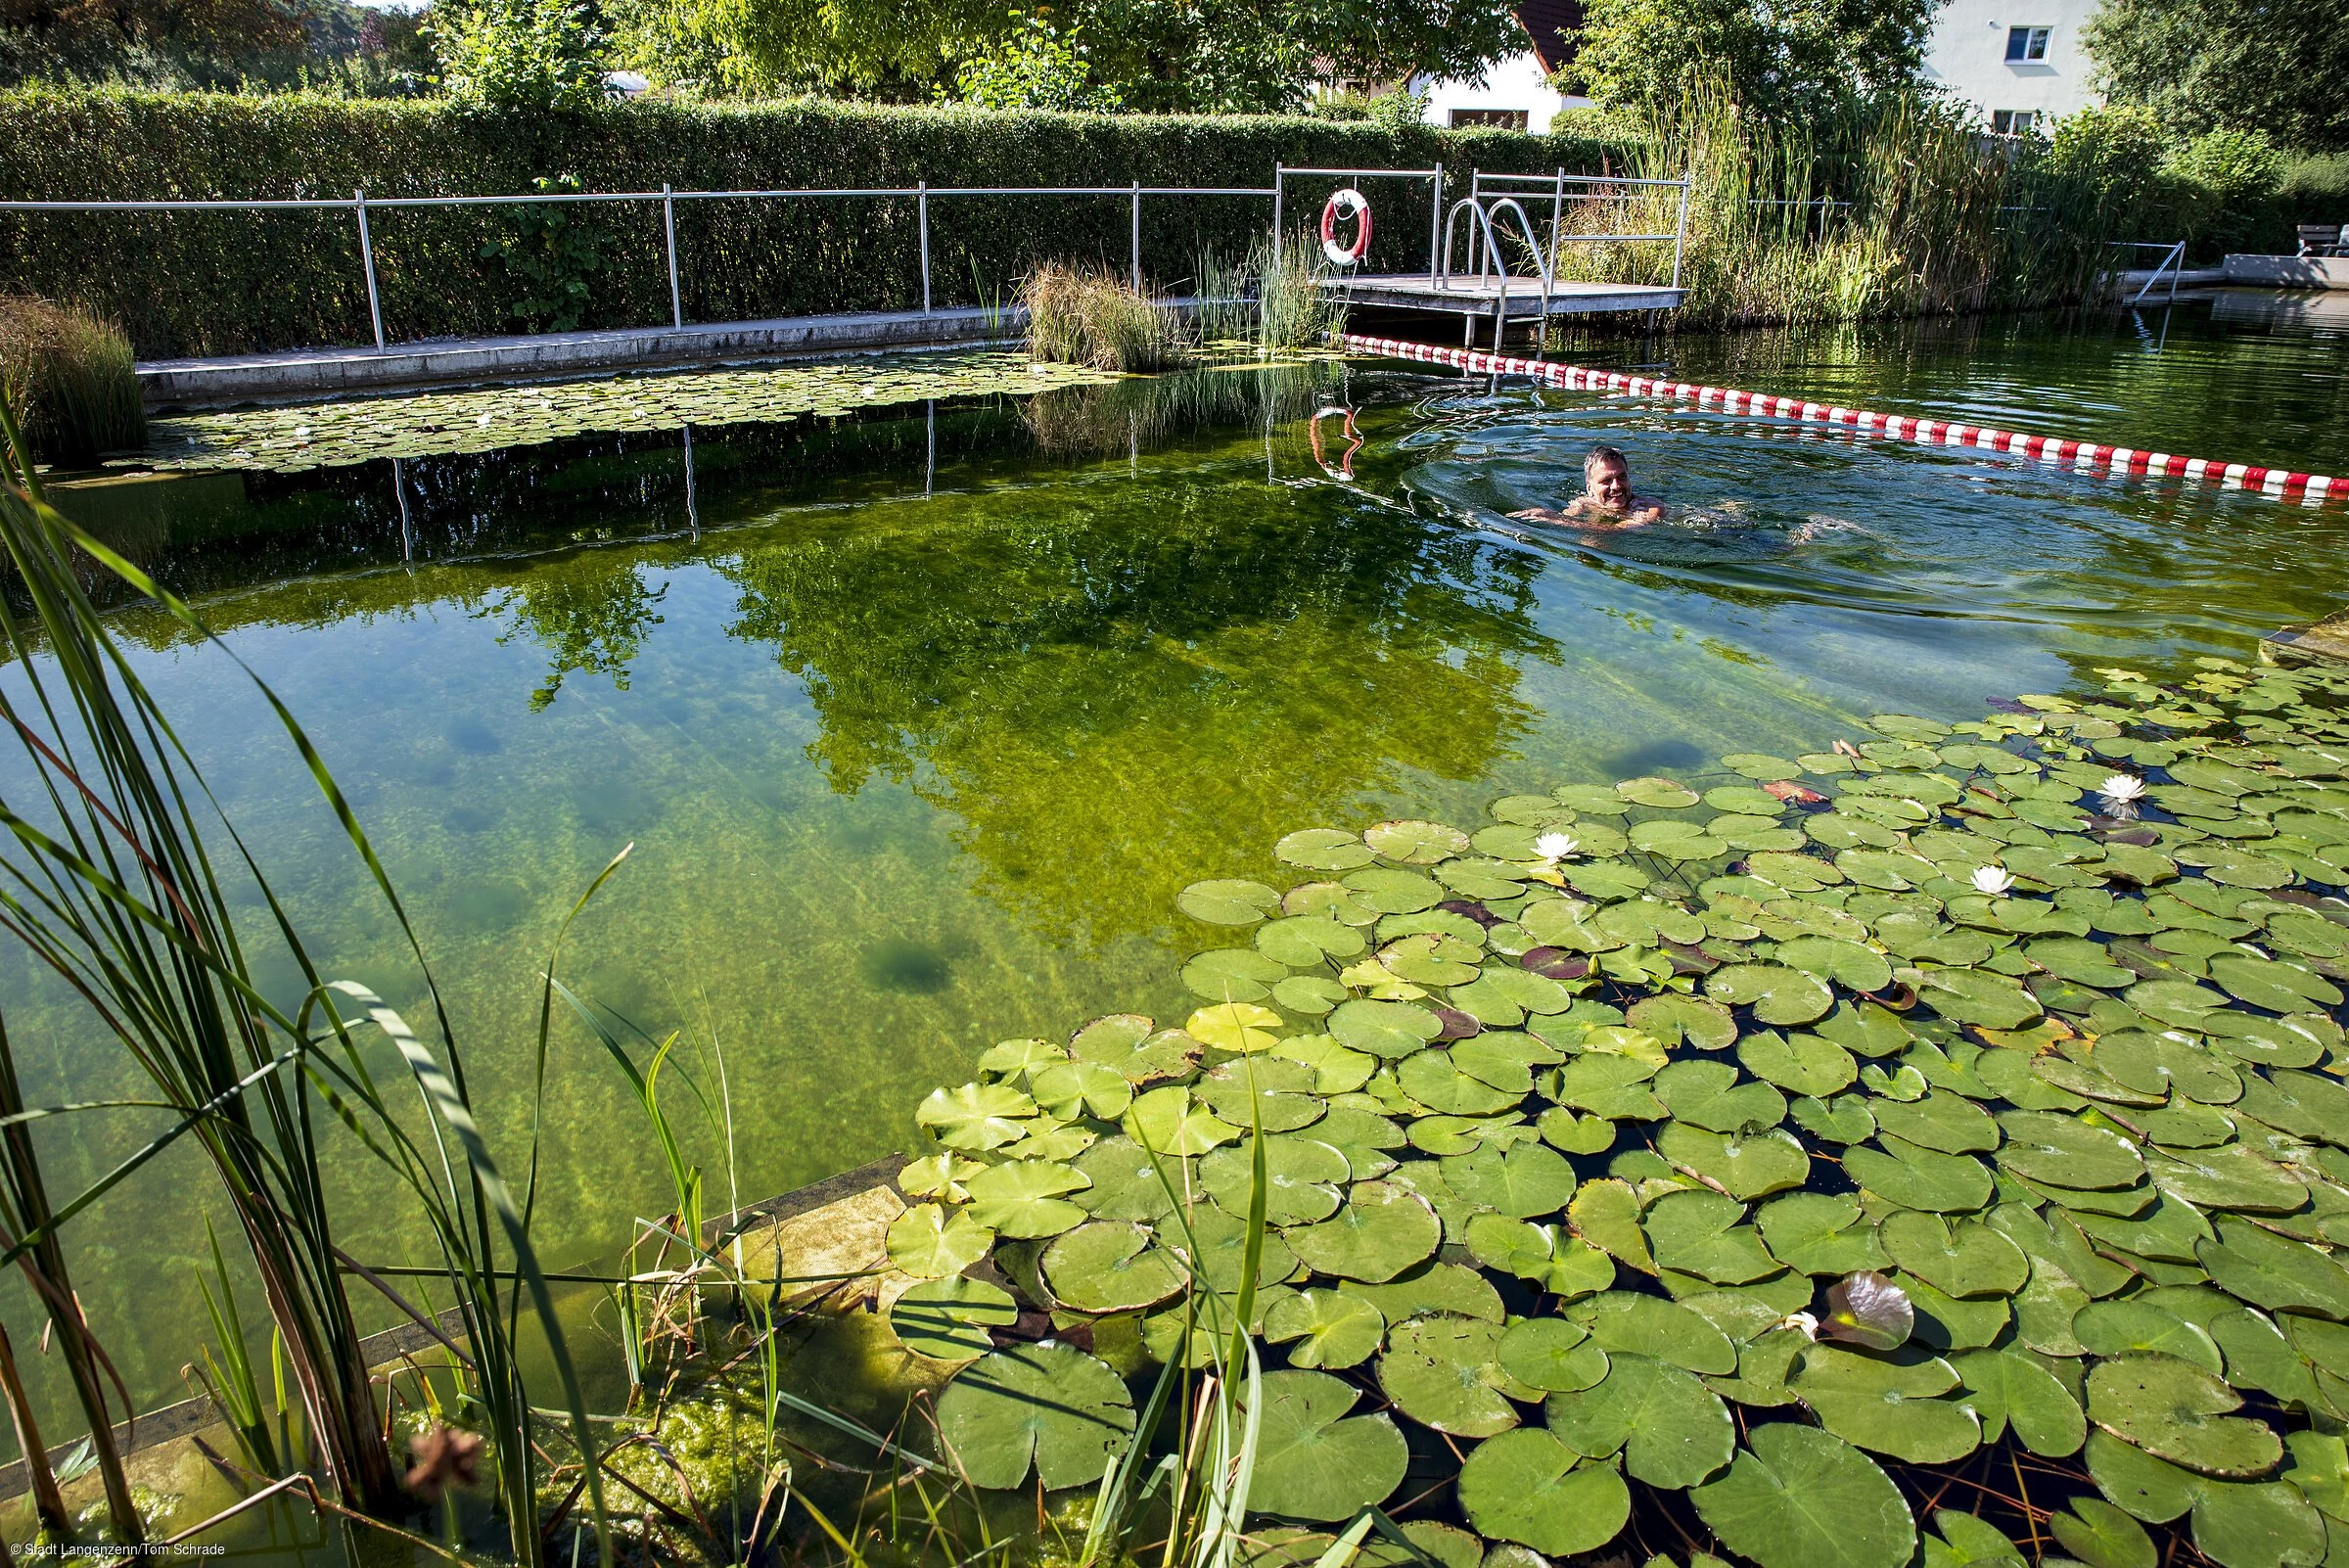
top-left (0, 89), bottom-right (1634, 358)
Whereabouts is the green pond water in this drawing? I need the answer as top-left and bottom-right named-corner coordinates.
top-left (5, 297), bottom-right (2346, 1433)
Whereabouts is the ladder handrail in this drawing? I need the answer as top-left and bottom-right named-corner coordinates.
top-left (1441, 196), bottom-right (1554, 351)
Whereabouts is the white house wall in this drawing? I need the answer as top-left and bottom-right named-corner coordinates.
top-left (1920, 0), bottom-right (2103, 130)
top-left (1411, 54), bottom-right (1588, 135)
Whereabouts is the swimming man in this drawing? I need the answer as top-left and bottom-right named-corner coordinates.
top-left (1510, 444), bottom-right (1667, 528)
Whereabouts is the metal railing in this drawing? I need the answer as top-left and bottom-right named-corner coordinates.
top-left (2106, 238), bottom-right (2188, 306)
top-left (1268, 165), bottom-right (1447, 281)
top-left (1469, 167), bottom-right (1693, 292)
top-left (0, 181), bottom-right (1276, 352)
top-left (1442, 196), bottom-right (1554, 351)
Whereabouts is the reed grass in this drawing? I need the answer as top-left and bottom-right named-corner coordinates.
top-left (0, 297), bottom-right (144, 467)
top-left (0, 398), bottom-right (609, 1563)
top-left (1022, 262), bottom-right (1191, 373)
top-left (1549, 88), bottom-right (2111, 331)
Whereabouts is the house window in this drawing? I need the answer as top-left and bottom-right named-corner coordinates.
top-left (1991, 109), bottom-right (2041, 134)
top-left (2004, 24), bottom-right (2050, 61)
top-left (1450, 109), bottom-right (1530, 131)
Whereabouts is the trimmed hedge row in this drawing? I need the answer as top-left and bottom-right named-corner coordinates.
top-left (0, 90), bottom-right (1635, 358)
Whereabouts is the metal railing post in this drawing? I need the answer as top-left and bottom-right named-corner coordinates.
top-left (1270, 163), bottom-right (1283, 264)
top-left (918, 181), bottom-right (932, 315)
top-left (1670, 167), bottom-right (1692, 292)
top-left (1429, 166), bottom-right (1443, 284)
top-left (353, 187), bottom-right (386, 350)
top-left (1549, 165), bottom-right (1565, 281)
top-left (1130, 180), bottom-right (1142, 292)
top-left (662, 182), bottom-right (683, 329)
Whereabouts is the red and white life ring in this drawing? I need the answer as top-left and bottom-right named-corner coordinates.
top-left (1321, 188), bottom-right (1372, 265)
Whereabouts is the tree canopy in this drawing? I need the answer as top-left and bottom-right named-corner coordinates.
top-left (610, 0), bottom-right (1521, 110)
top-left (1562, 0), bottom-right (1932, 121)
top-left (2083, 0), bottom-right (2348, 153)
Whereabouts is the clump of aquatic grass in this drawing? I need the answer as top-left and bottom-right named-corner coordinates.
top-left (1021, 262), bottom-right (1190, 373)
top-left (0, 296), bottom-right (144, 466)
top-left (1255, 237), bottom-right (1347, 354)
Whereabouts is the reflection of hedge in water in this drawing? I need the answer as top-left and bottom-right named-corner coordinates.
top-left (718, 496), bottom-right (1558, 943)
top-left (891, 658), bottom-right (2349, 1568)
top-left (1020, 356), bottom-right (1347, 460)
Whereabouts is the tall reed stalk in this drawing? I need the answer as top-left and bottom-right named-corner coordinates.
top-left (0, 299), bottom-right (143, 468)
top-left (1021, 263), bottom-right (1189, 373)
top-left (0, 400), bottom-right (608, 1562)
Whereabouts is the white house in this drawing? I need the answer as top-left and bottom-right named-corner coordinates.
top-left (1409, 0), bottom-right (1589, 134)
top-left (1414, 0), bottom-right (2103, 140)
top-left (1920, 0), bottom-right (2103, 133)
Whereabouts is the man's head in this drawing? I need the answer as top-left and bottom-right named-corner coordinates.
top-left (1583, 444), bottom-right (1632, 509)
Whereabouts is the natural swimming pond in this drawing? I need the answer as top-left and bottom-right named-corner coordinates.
top-left (6, 297), bottom-right (2347, 1453)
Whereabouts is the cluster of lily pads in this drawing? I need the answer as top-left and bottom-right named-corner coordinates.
top-left (886, 655), bottom-right (2349, 1568)
top-left (136, 351), bottom-right (1120, 474)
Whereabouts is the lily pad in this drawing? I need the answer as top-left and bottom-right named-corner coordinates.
top-left (1952, 1346), bottom-right (2087, 1456)
top-left (1643, 1188), bottom-right (1781, 1284)
top-left (1124, 1085), bottom-right (1241, 1156)
top-left (1040, 1220), bottom-right (1187, 1312)
top-left (1879, 1212), bottom-right (2030, 1298)
top-left (1740, 1030), bottom-right (1859, 1096)
top-left (2086, 1353), bottom-right (2282, 1477)
top-left (1546, 1351), bottom-right (1735, 1486)
top-left (1376, 1315), bottom-right (1522, 1436)
top-left (1708, 963), bottom-right (1837, 1025)
top-left (1497, 1316), bottom-right (1610, 1391)
top-left (1365, 819), bottom-right (1471, 863)
top-left (1264, 1287), bottom-right (1386, 1368)
top-left (1244, 1369), bottom-right (1409, 1521)
top-left (1276, 828), bottom-right (1377, 871)
top-left (1657, 1123), bottom-right (1813, 1199)
top-left (891, 1276), bottom-right (1019, 1362)
top-left (1688, 1424), bottom-right (1916, 1568)
top-left (1758, 1192), bottom-right (1888, 1275)
top-left (1576, 1290), bottom-right (1738, 1374)
top-left (935, 1341), bottom-right (1137, 1489)
top-left (918, 1082), bottom-right (1036, 1151)
top-left (1455, 1428), bottom-right (1633, 1556)
top-left (1846, 1135), bottom-right (1993, 1214)
top-left (1179, 879), bottom-right (1284, 925)
top-left (887, 1203), bottom-right (995, 1278)
top-left (1629, 993), bottom-right (1740, 1050)
top-left (1822, 1269), bottom-right (1916, 1351)
top-left (1284, 1181), bottom-right (1442, 1282)
top-left (1441, 1141), bottom-right (1577, 1218)
top-left (2051, 1498), bottom-right (2159, 1568)
top-left (964, 1159), bottom-right (1091, 1238)
top-left (1793, 1342), bottom-right (1981, 1462)
top-left (1327, 998), bottom-right (1446, 1059)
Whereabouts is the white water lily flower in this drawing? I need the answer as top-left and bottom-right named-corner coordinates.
top-left (2099, 773), bottom-right (2147, 803)
top-left (1779, 1311), bottom-right (1819, 1340)
top-left (1534, 832), bottom-right (1582, 863)
top-left (1971, 865), bottom-right (2016, 896)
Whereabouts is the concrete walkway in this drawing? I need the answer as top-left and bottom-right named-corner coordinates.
top-left (139, 304), bottom-right (1028, 408)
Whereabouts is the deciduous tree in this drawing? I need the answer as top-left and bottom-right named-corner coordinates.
top-left (2083, 0), bottom-right (2348, 153)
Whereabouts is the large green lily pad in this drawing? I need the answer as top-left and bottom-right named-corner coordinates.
top-left (1284, 1181), bottom-right (1442, 1282)
top-left (935, 1342), bottom-right (1137, 1490)
top-left (891, 1276), bottom-right (1020, 1362)
top-left (1544, 1351), bottom-right (1734, 1486)
top-left (1263, 1288), bottom-right (1387, 1369)
top-left (1375, 1315), bottom-right (1523, 1436)
top-left (1792, 1343), bottom-right (1981, 1463)
top-left (1455, 1428), bottom-right (1633, 1556)
top-left (1689, 1424), bottom-right (1916, 1568)
top-left (1244, 1369), bottom-right (1409, 1521)
top-left (1040, 1220), bottom-right (1187, 1312)
top-left (2086, 1353), bottom-right (2283, 1476)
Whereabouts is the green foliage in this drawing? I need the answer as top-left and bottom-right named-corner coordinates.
top-left (435, 0), bottom-right (612, 111)
top-left (1564, 0), bottom-right (1933, 120)
top-left (950, 14), bottom-right (1121, 112)
top-left (2083, 0), bottom-right (2349, 154)
top-left (479, 175), bottom-right (613, 331)
top-left (2046, 107), bottom-right (2289, 254)
top-left (0, 294), bottom-right (143, 466)
top-left (0, 89), bottom-right (1618, 358)
top-left (2280, 153), bottom-right (2349, 221)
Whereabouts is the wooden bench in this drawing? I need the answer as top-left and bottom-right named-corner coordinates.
top-left (2298, 224), bottom-right (2349, 256)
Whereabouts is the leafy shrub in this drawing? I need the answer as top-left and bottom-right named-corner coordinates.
top-left (2280, 152), bottom-right (2349, 219)
top-left (950, 14), bottom-right (1122, 112)
top-left (480, 174), bottom-right (611, 331)
top-left (2159, 127), bottom-right (2284, 253)
top-left (433, 0), bottom-right (612, 113)
top-left (0, 295), bottom-right (144, 465)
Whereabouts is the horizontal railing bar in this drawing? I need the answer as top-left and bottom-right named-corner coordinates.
top-left (1475, 172), bottom-right (1691, 187)
top-left (0, 198), bottom-right (356, 210)
top-left (1278, 166), bottom-right (1442, 179)
top-left (0, 185), bottom-right (1281, 214)
top-left (1551, 232), bottom-right (1681, 243)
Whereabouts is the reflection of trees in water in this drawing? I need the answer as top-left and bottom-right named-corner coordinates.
top-left (1021, 359), bottom-right (1350, 459)
top-left (474, 552), bottom-right (669, 710)
top-left (716, 472), bottom-right (1561, 941)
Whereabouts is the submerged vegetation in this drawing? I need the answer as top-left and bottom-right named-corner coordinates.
top-left (0, 296), bottom-right (143, 466)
